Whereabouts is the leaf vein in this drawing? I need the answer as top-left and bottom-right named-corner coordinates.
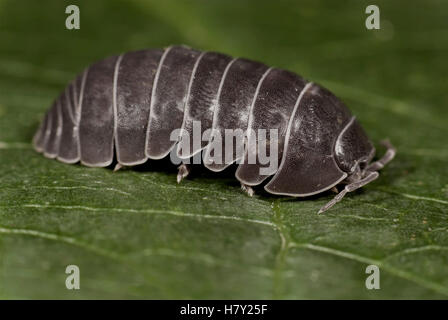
top-left (0, 203), bottom-right (276, 228)
top-left (290, 242), bottom-right (448, 296)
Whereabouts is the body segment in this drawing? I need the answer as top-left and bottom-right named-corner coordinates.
top-left (236, 68), bottom-right (307, 185)
top-left (114, 49), bottom-right (163, 165)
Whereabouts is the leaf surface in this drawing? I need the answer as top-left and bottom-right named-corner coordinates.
top-left (0, 0), bottom-right (447, 299)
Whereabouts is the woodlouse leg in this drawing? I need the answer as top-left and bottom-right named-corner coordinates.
top-left (177, 164), bottom-right (191, 184)
top-left (318, 171), bottom-right (379, 214)
top-left (241, 183), bottom-right (255, 197)
top-left (366, 139), bottom-right (396, 171)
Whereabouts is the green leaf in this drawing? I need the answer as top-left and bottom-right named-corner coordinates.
top-left (0, 0), bottom-right (447, 299)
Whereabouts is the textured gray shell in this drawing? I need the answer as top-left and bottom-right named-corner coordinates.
top-left (33, 45), bottom-right (375, 197)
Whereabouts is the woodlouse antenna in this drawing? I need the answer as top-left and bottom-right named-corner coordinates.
top-left (318, 171), bottom-right (379, 214)
top-left (366, 139), bottom-right (396, 172)
top-left (318, 139), bottom-right (396, 214)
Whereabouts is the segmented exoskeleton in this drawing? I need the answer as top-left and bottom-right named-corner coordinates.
top-left (33, 46), bottom-right (396, 213)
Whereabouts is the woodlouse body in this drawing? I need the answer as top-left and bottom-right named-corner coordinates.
top-left (33, 46), bottom-right (395, 213)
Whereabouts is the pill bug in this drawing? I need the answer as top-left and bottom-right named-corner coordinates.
top-left (33, 45), bottom-right (396, 213)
